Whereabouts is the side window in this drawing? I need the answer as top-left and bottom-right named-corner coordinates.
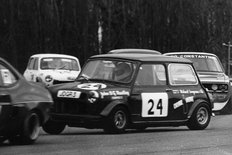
top-left (168, 63), bottom-right (198, 85)
top-left (27, 58), bottom-right (35, 70)
top-left (0, 64), bottom-right (17, 86)
top-left (135, 64), bottom-right (166, 86)
top-left (34, 58), bottom-right (38, 70)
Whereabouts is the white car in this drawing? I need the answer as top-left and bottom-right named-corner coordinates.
top-left (164, 52), bottom-right (231, 114)
top-left (24, 54), bottom-right (81, 86)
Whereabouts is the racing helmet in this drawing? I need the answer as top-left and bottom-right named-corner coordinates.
top-left (115, 62), bottom-right (132, 82)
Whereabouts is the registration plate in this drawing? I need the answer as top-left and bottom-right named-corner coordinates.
top-left (57, 90), bottom-right (81, 98)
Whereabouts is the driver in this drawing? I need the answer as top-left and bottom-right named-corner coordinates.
top-left (114, 62), bottom-right (132, 82)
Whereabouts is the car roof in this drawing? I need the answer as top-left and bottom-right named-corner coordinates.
top-left (90, 53), bottom-right (192, 63)
top-left (108, 49), bottom-right (161, 55)
top-left (30, 53), bottom-right (79, 59)
top-left (164, 52), bottom-right (217, 57)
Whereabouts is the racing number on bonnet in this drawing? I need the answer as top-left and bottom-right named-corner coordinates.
top-left (142, 93), bottom-right (168, 117)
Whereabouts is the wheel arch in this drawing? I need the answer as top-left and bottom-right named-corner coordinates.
top-left (100, 100), bottom-right (130, 117)
top-left (30, 108), bottom-right (44, 126)
top-left (188, 99), bottom-right (211, 118)
top-left (36, 76), bottom-right (43, 82)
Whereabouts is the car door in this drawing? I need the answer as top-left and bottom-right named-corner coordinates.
top-left (129, 63), bottom-right (189, 123)
top-left (167, 63), bottom-right (201, 119)
top-left (24, 57), bottom-right (39, 82)
top-left (0, 63), bottom-right (12, 105)
top-left (0, 62), bottom-right (18, 125)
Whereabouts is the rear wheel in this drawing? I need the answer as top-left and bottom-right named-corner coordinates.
top-left (42, 120), bottom-right (66, 135)
top-left (9, 112), bottom-right (40, 145)
top-left (104, 106), bottom-right (128, 134)
top-left (187, 103), bottom-right (211, 130)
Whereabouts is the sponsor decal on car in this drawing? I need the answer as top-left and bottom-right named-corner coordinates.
top-left (100, 90), bottom-right (130, 98)
top-left (77, 83), bottom-right (107, 90)
top-left (173, 96), bottom-right (194, 109)
top-left (172, 89), bottom-right (204, 94)
top-left (176, 54), bottom-right (214, 59)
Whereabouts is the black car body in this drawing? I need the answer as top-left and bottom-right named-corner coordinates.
top-left (43, 53), bottom-right (212, 134)
top-left (0, 57), bottom-right (53, 144)
top-left (164, 52), bottom-right (231, 114)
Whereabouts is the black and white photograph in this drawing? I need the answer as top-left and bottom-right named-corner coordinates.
top-left (1, 0), bottom-right (232, 154)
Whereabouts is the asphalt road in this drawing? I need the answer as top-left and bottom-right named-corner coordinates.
top-left (1, 114), bottom-right (232, 155)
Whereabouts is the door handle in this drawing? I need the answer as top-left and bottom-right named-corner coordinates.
top-left (166, 89), bottom-right (172, 92)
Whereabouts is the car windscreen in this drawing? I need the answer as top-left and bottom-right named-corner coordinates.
top-left (78, 59), bottom-right (136, 83)
top-left (170, 54), bottom-right (223, 72)
top-left (40, 58), bottom-right (80, 71)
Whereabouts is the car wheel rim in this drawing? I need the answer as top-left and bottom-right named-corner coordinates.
top-left (28, 114), bottom-right (40, 140)
top-left (197, 107), bottom-right (208, 125)
top-left (114, 110), bottom-right (126, 129)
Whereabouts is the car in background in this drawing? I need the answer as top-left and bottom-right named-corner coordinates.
top-left (24, 54), bottom-right (81, 86)
top-left (0, 57), bottom-right (53, 144)
top-left (108, 48), bottom-right (161, 55)
top-left (164, 52), bottom-right (231, 114)
top-left (42, 52), bottom-right (212, 134)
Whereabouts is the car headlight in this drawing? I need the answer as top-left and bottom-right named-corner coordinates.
top-left (211, 84), bottom-right (218, 91)
top-left (218, 84), bottom-right (228, 91)
top-left (45, 75), bottom-right (53, 82)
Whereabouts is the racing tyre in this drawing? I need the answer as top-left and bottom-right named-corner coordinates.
top-left (104, 106), bottom-right (128, 134)
top-left (187, 103), bottom-right (211, 130)
top-left (9, 112), bottom-right (40, 145)
top-left (42, 120), bottom-right (66, 135)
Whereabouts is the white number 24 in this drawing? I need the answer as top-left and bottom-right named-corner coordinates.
top-left (141, 93), bottom-right (168, 117)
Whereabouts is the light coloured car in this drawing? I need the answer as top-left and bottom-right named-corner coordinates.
top-left (108, 48), bottom-right (161, 55)
top-left (24, 54), bottom-right (81, 86)
top-left (164, 52), bottom-right (231, 114)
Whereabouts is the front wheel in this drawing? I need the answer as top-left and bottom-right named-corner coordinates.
top-left (104, 106), bottom-right (128, 134)
top-left (42, 120), bottom-right (66, 135)
top-left (187, 103), bottom-right (211, 130)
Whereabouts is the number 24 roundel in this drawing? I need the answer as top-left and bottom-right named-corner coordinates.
top-left (141, 93), bottom-right (168, 117)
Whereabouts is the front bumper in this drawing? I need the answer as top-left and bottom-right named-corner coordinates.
top-left (209, 92), bottom-right (230, 111)
top-left (49, 113), bottom-right (104, 128)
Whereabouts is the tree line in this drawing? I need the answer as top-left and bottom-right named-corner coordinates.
top-left (0, 0), bottom-right (232, 73)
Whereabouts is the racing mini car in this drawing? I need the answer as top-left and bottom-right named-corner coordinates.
top-left (0, 57), bottom-right (53, 144)
top-left (164, 52), bottom-right (231, 114)
top-left (24, 53), bottom-right (81, 86)
top-left (43, 52), bottom-right (212, 134)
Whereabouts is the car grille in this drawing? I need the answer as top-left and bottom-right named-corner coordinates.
top-left (53, 99), bottom-right (87, 114)
top-left (203, 83), bottom-right (228, 92)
